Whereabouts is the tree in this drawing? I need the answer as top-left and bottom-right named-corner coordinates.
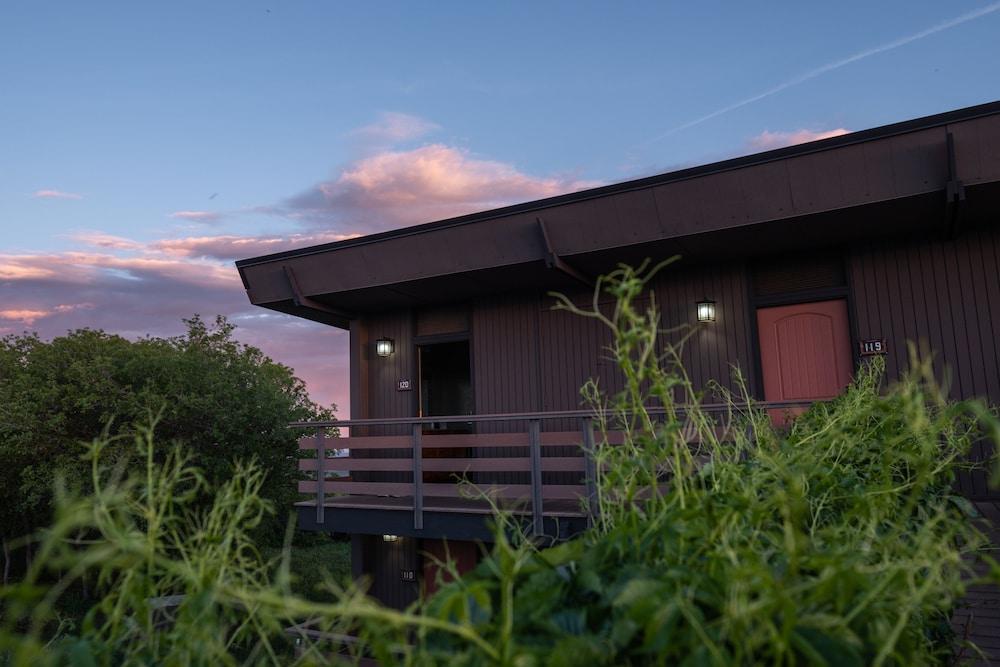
top-left (0, 315), bottom-right (333, 570)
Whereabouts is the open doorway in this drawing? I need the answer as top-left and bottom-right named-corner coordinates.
top-left (418, 339), bottom-right (473, 484)
top-left (418, 340), bottom-right (473, 431)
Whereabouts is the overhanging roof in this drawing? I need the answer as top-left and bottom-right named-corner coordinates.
top-left (237, 100), bottom-right (1000, 329)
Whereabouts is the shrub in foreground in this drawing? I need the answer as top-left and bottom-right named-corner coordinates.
top-left (2, 262), bottom-right (998, 665)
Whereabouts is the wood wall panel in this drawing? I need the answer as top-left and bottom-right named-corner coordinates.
top-left (354, 310), bottom-right (414, 481)
top-left (472, 294), bottom-right (542, 430)
top-left (370, 536), bottom-right (419, 609)
top-left (651, 262), bottom-right (756, 399)
top-left (849, 227), bottom-right (1000, 499)
top-left (365, 310), bottom-right (415, 434)
top-left (472, 294), bottom-right (542, 483)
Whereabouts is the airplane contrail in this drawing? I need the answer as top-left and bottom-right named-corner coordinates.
top-left (649, 2), bottom-right (1000, 143)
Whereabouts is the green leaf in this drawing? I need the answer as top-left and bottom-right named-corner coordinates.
top-left (791, 627), bottom-right (863, 667)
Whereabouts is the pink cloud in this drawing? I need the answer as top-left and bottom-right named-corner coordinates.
top-left (72, 233), bottom-right (145, 251)
top-left (280, 143), bottom-right (598, 233)
top-left (747, 128), bottom-right (851, 151)
top-left (0, 309), bottom-right (50, 324)
top-left (351, 111), bottom-right (440, 145)
top-left (152, 231), bottom-right (360, 261)
top-left (0, 304), bottom-right (93, 325)
top-left (33, 189), bottom-right (83, 200)
top-left (169, 210), bottom-right (223, 223)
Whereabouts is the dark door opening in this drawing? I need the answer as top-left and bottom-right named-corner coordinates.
top-left (418, 340), bottom-right (473, 431)
top-left (418, 340), bottom-right (473, 485)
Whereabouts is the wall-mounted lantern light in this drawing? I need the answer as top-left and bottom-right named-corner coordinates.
top-left (382, 534), bottom-right (399, 543)
top-left (375, 337), bottom-right (395, 357)
top-left (696, 298), bottom-right (716, 323)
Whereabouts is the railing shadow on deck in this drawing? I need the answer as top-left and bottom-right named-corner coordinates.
top-left (291, 401), bottom-right (816, 536)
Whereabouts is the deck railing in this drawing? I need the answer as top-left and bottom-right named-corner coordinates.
top-left (292, 401), bottom-right (815, 536)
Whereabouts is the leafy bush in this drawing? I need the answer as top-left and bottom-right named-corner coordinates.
top-left (1, 263), bottom-right (997, 665)
top-left (0, 315), bottom-right (332, 554)
top-left (415, 261), bottom-right (999, 665)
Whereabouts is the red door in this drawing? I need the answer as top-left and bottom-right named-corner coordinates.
top-left (757, 299), bottom-right (853, 421)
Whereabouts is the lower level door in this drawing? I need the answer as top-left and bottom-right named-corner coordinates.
top-left (756, 299), bottom-right (853, 422)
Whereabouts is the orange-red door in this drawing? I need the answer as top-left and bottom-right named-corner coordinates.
top-left (756, 299), bottom-right (853, 421)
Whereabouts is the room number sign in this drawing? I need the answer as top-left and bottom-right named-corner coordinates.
top-left (859, 339), bottom-right (887, 356)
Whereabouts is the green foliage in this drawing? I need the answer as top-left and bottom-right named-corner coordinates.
top-left (2, 264), bottom-right (998, 665)
top-left (263, 537), bottom-right (352, 603)
top-left (414, 260), bottom-right (1000, 665)
top-left (0, 315), bottom-right (332, 549)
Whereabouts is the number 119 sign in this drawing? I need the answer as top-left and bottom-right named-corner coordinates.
top-left (859, 339), bottom-right (886, 356)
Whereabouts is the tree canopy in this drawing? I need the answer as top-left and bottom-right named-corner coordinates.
top-left (0, 315), bottom-right (333, 548)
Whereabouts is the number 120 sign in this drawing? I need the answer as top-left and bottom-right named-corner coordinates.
top-left (860, 339), bottom-right (886, 356)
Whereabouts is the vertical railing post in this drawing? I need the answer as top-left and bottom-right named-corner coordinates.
top-left (315, 427), bottom-right (325, 525)
top-left (412, 423), bottom-right (423, 530)
top-left (528, 419), bottom-right (543, 537)
top-left (581, 417), bottom-right (599, 528)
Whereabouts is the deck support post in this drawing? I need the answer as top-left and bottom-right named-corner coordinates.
top-left (581, 417), bottom-right (599, 528)
top-left (529, 419), bottom-right (543, 537)
top-left (315, 428), bottom-right (325, 525)
top-left (412, 423), bottom-right (423, 530)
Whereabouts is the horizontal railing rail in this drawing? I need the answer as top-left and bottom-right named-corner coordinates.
top-left (294, 400), bottom-right (817, 535)
top-left (288, 400), bottom-right (815, 429)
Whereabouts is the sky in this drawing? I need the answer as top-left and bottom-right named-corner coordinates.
top-left (2, 1), bottom-right (999, 416)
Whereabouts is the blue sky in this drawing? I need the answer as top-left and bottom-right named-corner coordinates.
top-left (2, 1), bottom-right (999, 411)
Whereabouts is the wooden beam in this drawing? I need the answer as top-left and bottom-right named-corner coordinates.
top-left (315, 429), bottom-right (325, 525)
top-left (529, 419), bottom-right (544, 536)
top-left (944, 132), bottom-right (967, 239)
top-left (412, 424), bottom-right (423, 530)
top-left (283, 265), bottom-right (356, 319)
top-left (537, 217), bottom-right (593, 287)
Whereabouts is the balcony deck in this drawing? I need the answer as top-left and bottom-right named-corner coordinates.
top-left (290, 402), bottom-right (814, 539)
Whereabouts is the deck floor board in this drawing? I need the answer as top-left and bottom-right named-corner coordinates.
top-left (952, 501), bottom-right (1000, 666)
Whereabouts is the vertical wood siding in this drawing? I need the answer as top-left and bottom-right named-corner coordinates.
top-left (650, 262), bottom-right (756, 399)
top-left (849, 227), bottom-right (1000, 498)
top-left (472, 294), bottom-right (542, 483)
top-left (472, 294), bottom-right (542, 428)
top-left (354, 310), bottom-right (415, 482)
top-left (370, 536), bottom-right (419, 609)
top-left (366, 310), bottom-right (415, 434)
top-left (468, 262), bottom-right (757, 431)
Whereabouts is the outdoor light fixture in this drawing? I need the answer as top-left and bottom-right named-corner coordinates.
top-left (696, 298), bottom-right (716, 323)
top-left (382, 534), bottom-right (399, 543)
top-left (375, 337), bottom-right (395, 357)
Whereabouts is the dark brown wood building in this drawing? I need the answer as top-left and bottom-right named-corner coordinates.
top-left (237, 101), bottom-right (1000, 609)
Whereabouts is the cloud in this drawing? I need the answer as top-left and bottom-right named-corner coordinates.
top-left (0, 309), bottom-right (50, 324)
top-left (351, 111), bottom-right (440, 145)
top-left (0, 304), bottom-right (93, 325)
top-left (72, 233), bottom-right (145, 251)
top-left (169, 210), bottom-right (223, 223)
top-left (278, 143), bottom-right (598, 233)
top-left (151, 231), bottom-right (360, 261)
top-left (747, 127), bottom-right (851, 151)
top-left (33, 189), bottom-right (83, 200)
